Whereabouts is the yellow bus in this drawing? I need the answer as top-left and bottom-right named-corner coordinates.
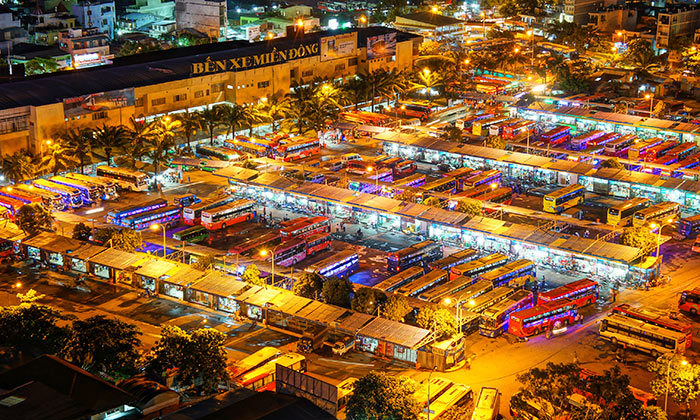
top-left (543, 184), bottom-right (585, 214)
top-left (472, 116), bottom-right (510, 136)
top-left (607, 197), bottom-right (651, 226)
top-left (632, 201), bottom-right (681, 227)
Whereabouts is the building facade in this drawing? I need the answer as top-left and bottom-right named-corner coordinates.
top-left (563, 0), bottom-right (620, 25)
top-left (58, 27), bottom-right (110, 68)
top-left (657, 6), bottom-right (700, 50)
top-left (72, 0), bottom-right (116, 38)
top-left (588, 5), bottom-right (638, 33)
top-left (175, 0), bottom-right (226, 39)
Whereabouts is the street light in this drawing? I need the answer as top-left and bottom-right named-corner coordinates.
top-left (645, 93), bottom-right (655, 117)
top-left (423, 68), bottom-right (430, 75)
top-left (260, 244), bottom-right (282, 287)
top-left (648, 218), bottom-right (675, 258)
top-left (431, 5), bottom-right (438, 13)
top-left (443, 297), bottom-right (463, 333)
top-left (366, 166), bottom-right (379, 190)
top-left (150, 223), bottom-right (167, 257)
top-left (426, 366), bottom-right (438, 420)
top-left (664, 355), bottom-right (688, 412)
top-left (480, 12), bottom-right (486, 38)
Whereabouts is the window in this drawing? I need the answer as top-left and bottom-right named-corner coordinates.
top-left (102, 19), bottom-right (107, 25)
top-left (194, 90), bottom-right (205, 98)
top-left (302, 69), bottom-right (313, 77)
top-left (257, 80), bottom-right (270, 88)
top-left (335, 63), bottom-right (345, 71)
top-left (348, 57), bottom-right (358, 66)
top-left (211, 83), bottom-right (224, 92)
top-left (135, 98), bottom-right (143, 107)
top-left (151, 97), bottom-right (166, 106)
top-left (290, 69), bottom-right (296, 78)
top-left (174, 94), bottom-right (187, 102)
top-left (92, 111), bottom-right (107, 120)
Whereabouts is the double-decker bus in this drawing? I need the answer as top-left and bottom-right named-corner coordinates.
top-left (0, 196), bottom-right (24, 219)
top-left (394, 160), bottom-right (416, 177)
top-left (280, 216), bottom-right (330, 240)
top-left (387, 240), bottom-right (443, 273)
top-left (570, 130), bottom-right (606, 151)
top-left (440, 280), bottom-right (493, 308)
top-left (201, 199), bottom-right (256, 230)
top-left (599, 314), bottom-right (686, 356)
top-left (429, 249), bottom-right (479, 271)
top-left (628, 138), bottom-right (664, 161)
top-left (339, 110), bottom-right (392, 126)
top-left (121, 205), bottom-right (181, 230)
top-left (263, 238), bottom-right (307, 266)
top-left (0, 187), bottom-right (44, 206)
top-left (472, 116), bottom-right (510, 136)
top-left (478, 259), bottom-right (535, 287)
top-left (393, 101), bottom-right (434, 121)
top-left (96, 165), bottom-right (149, 191)
top-left (195, 144), bottom-right (239, 161)
top-left (607, 197), bottom-right (651, 226)
top-left (479, 289), bottom-right (534, 337)
top-left (183, 195), bottom-right (235, 225)
top-left (679, 288), bottom-right (700, 314)
top-left (475, 187), bottom-right (513, 205)
top-left (235, 353), bottom-right (307, 392)
top-left (538, 278), bottom-right (599, 308)
top-left (422, 177), bottom-right (457, 194)
top-left (229, 347), bottom-right (282, 380)
top-left (49, 175), bottom-right (101, 204)
top-left (462, 170), bottom-right (501, 190)
top-left (508, 299), bottom-right (578, 338)
top-left (604, 134), bottom-right (636, 157)
top-left (274, 138), bottom-right (321, 161)
top-left (305, 250), bottom-right (359, 278)
top-left (450, 253), bottom-right (508, 281)
top-left (427, 383), bottom-right (474, 420)
top-left (543, 184), bottom-right (585, 213)
top-left (590, 132), bottom-right (620, 147)
top-left (395, 269), bottom-right (448, 298)
top-left (467, 286), bottom-right (517, 313)
top-left (305, 233), bottom-right (331, 256)
top-left (229, 232), bottom-right (280, 256)
top-left (612, 303), bottom-right (692, 348)
top-left (66, 172), bottom-right (119, 200)
top-left (503, 120), bottom-right (535, 139)
top-left (667, 142), bottom-right (698, 160)
top-left (374, 266), bottom-right (424, 293)
top-left (12, 184), bottom-right (65, 210)
top-left (107, 198), bottom-right (168, 225)
top-left (679, 215), bottom-right (700, 238)
top-left (172, 225), bottom-right (209, 243)
top-left (642, 140), bottom-right (679, 162)
top-left (632, 201), bottom-right (681, 227)
top-left (539, 126), bottom-right (571, 145)
top-left (471, 387), bottom-right (500, 420)
top-left (32, 179), bottom-right (83, 208)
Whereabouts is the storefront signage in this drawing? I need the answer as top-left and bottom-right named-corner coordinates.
top-left (191, 43), bottom-right (320, 75)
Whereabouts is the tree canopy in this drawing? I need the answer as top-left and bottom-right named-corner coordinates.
top-left (351, 287), bottom-right (387, 315)
top-left (382, 295), bottom-right (412, 322)
top-left (648, 356), bottom-right (700, 417)
top-left (15, 204), bottom-right (54, 234)
top-left (0, 303), bottom-right (71, 355)
top-left (619, 226), bottom-right (657, 255)
top-left (293, 272), bottom-right (324, 299)
top-left (416, 304), bottom-right (457, 340)
top-left (346, 372), bottom-right (421, 420)
top-left (321, 277), bottom-right (353, 308)
top-left (241, 264), bottom-right (264, 286)
top-left (72, 222), bottom-right (92, 241)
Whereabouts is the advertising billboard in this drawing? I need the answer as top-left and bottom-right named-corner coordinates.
top-left (63, 88), bottom-right (134, 118)
top-left (366, 32), bottom-right (397, 59)
top-left (320, 33), bottom-right (356, 61)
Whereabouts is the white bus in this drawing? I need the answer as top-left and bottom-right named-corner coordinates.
top-left (96, 165), bottom-right (149, 191)
top-left (425, 383), bottom-right (473, 420)
top-left (599, 313), bottom-right (687, 356)
top-left (471, 387), bottom-right (500, 420)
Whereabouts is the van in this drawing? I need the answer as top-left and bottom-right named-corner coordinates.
top-left (340, 153), bottom-right (362, 166)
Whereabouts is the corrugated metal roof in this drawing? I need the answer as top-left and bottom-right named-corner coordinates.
top-left (189, 272), bottom-right (248, 297)
top-left (358, 317), bottom-right (432, 349)
top-left (89, 248), bottom-right (143, 270)
top-left (163, 266), bottom-right (206, 286)
top-left (135, 259), bottom-right (178, 279)
top-left (335, 312), bottom-right (374, 334)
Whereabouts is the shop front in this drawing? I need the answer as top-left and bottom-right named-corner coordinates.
top-left (356, 318), bottom-right (431, 367)
top-left (160, 267), bottom-right (206, 300)
top-left (134, 259), bottom-right (179, 293)
top-left (66, 243), bottom-right (108, 274)
top-left (88, 248), bottom-right (145, 283)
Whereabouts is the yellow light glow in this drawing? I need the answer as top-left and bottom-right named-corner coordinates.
top-left (464, 59), bottom-right (470, 64)
top-left (360, 15), bottom-right (367, 23)
top-left (14, 282), bottom-right (21, 288)
top-left (431, 5), bottom-right (438, 12)
top-left (617, 31), bottom-right (623, 36)
top-left (423, 68), bottom-right (430, 75)
top-left (681, 360), bottom-right (688, 366)
top-left (667, 218), bottom-right (675, 224)
top-left (480, 11), bottom-right (485, 18)
top-left (401, 105), bottom-right (406, 110)
top-left (366, 166), bottom-right (373, 172)
top-left (611, 47), bottom-right (616, 52)
top-left (150, 224), bottom-right (161, 231)
top-left (296, 19), bottom-right (303, 27)
top-left (645, 94), bottom-right (652, 99)
top-left (163, 116), bottom-right (171, 122)
top-left (46, 140), bottom-right (52, 145)
top-left (649, 223), bottom-right (658, 229)
top-left (526, 30), bottom-right (533, 36)
top-left (260, 249), bottom-right (269, 257)
top-left (468, 299), bottom-right (476, 307)
top-left (514, 47), bottom-right (520, 53)
top-left (490, 182), bottom-right (498, 189)
top-left (443, 297), bottom-right (452, 305)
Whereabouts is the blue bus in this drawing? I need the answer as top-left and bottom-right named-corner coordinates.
top-left (32, 178), bottom-right (83, 208)
top-left (108, 198), bottom-right (168, 225)
top-left (305, 250), bottom-right (359, 278)
top-left (121, 205), bottom-right (182, 230)
top-left (679, 215), bottom-right (700, 239)
top-left (50, 175), bottom-right (101, 203)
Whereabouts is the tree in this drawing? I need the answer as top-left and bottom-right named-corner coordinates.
top-left (92, 124), bottom-right (129, 166)
top-left (61, 315), bottom-right (141, 380)
top-left (117, 39), bottom-right (162, 57)
top-left (60, 128), bottom-right (93, 174)
top-left (17, 288), bottom-right (45, 303)
top-left (416, 305), bottom-right (457, 340)
top-left (619, 226), bottom-right (657, 255)
top-left (623, 38), bottom-right (662, 81)
top-left (510, 362), bottom-right (582, 419)
top-left (72, 222), bottom-right (92, 241)
top-left (174, 109), bottom-right (204, 150)
top-left (351, 287), bottom-right (387, 315)
top-left (261, 91), bottom-right (291, 131)
top-left (15, 204), bottom-right (54, 234)
top-left (220, 103), bottom-right (247, 139)
top-left (241, 264), bottom-right (264, 286)
top-left (123, 116), bottom-right (151, 168)
top-left (395, 189), bottom-right (416, 202)
top-left (1, 151), bottom-right (35, 183)
top-left (600, 158), bottom-right (624, 169)
top-left (440, 404), bottom-right (474, 420)
top-left (456, 199), bottom-right (482, 217)
top-left (40, 140), bottom-right (79, 175)
top-left (146, 116), bottom-right (180, 177)
top-left (411, 69), bottom-right (442, 105)
top-left (24, 57), bottom-right (59, 75)
top-left (111, 228), bottom-right (143, 252)
top-left (382, 294), bottom-right (411, 322)
top-left (421, 196), bottom-right (442, 208)
top-left (321, 277), bottom-right (353, 308)
top-left (648, 357), bottom-right (700, 418)
top-left (0, 303), bottom-right (70, 355)
top-left (147, 326), bottom-right (229, 393)
top-left (93, 227), bottom-right (117, 246)
top-left (293, 272), bottom-right (323, 299)
top-left (346, 372), bottom-right (421, 420)
top-left (191, 254), bottom-right (218, 271)
top-left (440, 126), bottom-right (463, 143)
top-left (199, 106), bottom-right (225, 145)
top-left (484, 135), bottom-right (506, 149)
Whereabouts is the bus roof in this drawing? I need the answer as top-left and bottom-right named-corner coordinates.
top-left (478, 259), bottom-right (533, 282)
top-left (538, 278), bottom-right (598, 301)
top-left (546, 184), bottom-right (585, 198)
top-left (610, 197), bottom-right (650, 211)
top-left (510, 298), bottom-right (575, 321)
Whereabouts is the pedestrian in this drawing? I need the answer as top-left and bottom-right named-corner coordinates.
top-left (612, 289), bottom-right (617, 303)
top-left (645, 281), bottom-right (649, 291)
top-left (584, 229), bottom-right (590, 238)
top-left (187, 175), bottom-right (191, 183)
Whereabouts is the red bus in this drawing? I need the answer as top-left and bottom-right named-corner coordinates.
top-left (643, 141), bottom-right (679, 162)
top-left (612, 303), bottom-right (693, 348)
top-left (540, 126), bottom-right (571, 145)
top-left (274, 138), bottom-right (321, 161)
top-left (393, 160), bottom-right (416, 177)
top-left (502, 120), bottom-right (535, 139)
top-left (0, 196), bottom-right (25, 219)
top-left (474, 187), bottom-right (513, 205)
top-left (229, 232), bottom-right (280, 255)
top-left (667, 142), bottom-right (698, 160)
top-left (280, 216), bottom-right (330, 240)
top-left (339, 111), bottom-right (392, 126)
top-left (393, 101), bottom-right (434, 121)
top-left (508, 299), bottom-right (578, 338)
top-left (679, 288), bottom-right (700, 315)
top-left (264, 238), bottom-right (307, 266)
top-left (201, 199), bottom-right (256, 230)
top-left (537, 279), bottom-right (599, 308)
top-left (183, 195), bottom-right (235, 225)
top-left (305, 233), bottom-right (331, 256)
top-left (0, 187), bottom-right (44, 206)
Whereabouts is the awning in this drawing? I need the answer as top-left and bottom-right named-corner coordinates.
top-left (89, 248), bottom-right (144, 270)
top-left (334, 312), bottom-right (374, 334)
top-left (189, 272), bottom-right (249, 297)
top-left (135, 259), bottom-right (178, 279)
top-left (358, 317), bottom-right (432, 349)
top-left (65, 243), bottom-right (108, 260)
top-left (162, 266), bottom-right (206, 286)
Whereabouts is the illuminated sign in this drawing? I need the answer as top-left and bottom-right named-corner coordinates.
top-left (191, 43), bottom-right (320, 75)
top-left (320, 33), bottom-right (356, 62)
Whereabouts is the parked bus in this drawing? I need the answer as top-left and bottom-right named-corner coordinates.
top-left (96, 165), bottom-right (149, 191)
top-left (570, 130), bottom-right (605, 151)
top-left (426, 383), bottom-right (474, 420)
top-left (471, 387), bottom-right (500, 420)
top-left (305, 250), bottom-right (359, 278)
top-left (336, 377), bottom-right (358, 412)
top-left (539, 126), bottom-right (571, 145)
top-left (429, 249), bottom-right (479, 271)
top-left (679, 288), bottom-right (700, 314)
top-left (589, 132), bottom-right (620, 147)
top-left (374, 266), bottom-right (425, 293)
top-left (263, 238), bottom-right (307, 266)
top-left (0, 187), bottom-right (44, 206)
top-left (195, 144), bottom-right (239, 161)
top-left (413, 377), bottom-right (453, 413)
top-left (394, 160), bottom-right (417, 177)
top-left (274, 138), bottom-right (321, 161)
top-left (172, 225), bottom-right (209, 243)
top-left (488, 118), bottom-right (521, 137)
top-left (478, 259), bottom-right (535, 287)
top-left (441, 279), bottom-right (494, 308)
top-left (503, 120), bottom-right (535, 139)
top-left (32, 179), bottom-right (83, 208)
top-left (642, 140), bottom-right (679, 162)
top-left (468, 286), bottom-right (519, 314)
top-left (280, 216), bottom-right (330, 240)
top-left (201, 199), bottom-right (256, 230)
top-left (12, 184), bottom-right (65, 210)
top-left (121, 205), bottom-right (181, 230)
top-left (543, 184), bottom-right (585, 213)
top-left (450, 253), bottom-right (508, 281)
top-left (680, 215), bottom-right (700, 239)
top-left (0, 196), bottom-right (24, 219)
top-left (632, 201), bottom-right (681, 227)
top-left (108, 199), bottom-right (168, 225)
top-left (422, 177), bottom-right (457, 194)
top-left (49, 175), bottom-right (100, 204)
top-left (395, 173), bottom-right (426, 188)
top-left (229, 232), bottom-right (280, 256)
top-left (394, 101), bottom-right (434, 121)
top-left (479, 290), bottom-right (534, 337)
top-left (599, 314), bottom-right (686, 356)
top-left (230, 347), bottom-right (283, 379)
top-left (457, 183), bottom-right (494, 200)
top-left (462, 170), bottom-right (501, 190)
top-left (422, 276), bottom-right (479, 303)
top-left (604, 134), bottom-right (636, 157)
top-left (339, 110), bottom-right (392, 126)
top-left (235, 353), bottom-right (307, 392)
top-left (475, 187), bottom-right (513, 205)
top-left (395, 269), bottom-right (448, 298)
top-left (66, 172), bottom-right (119, 200)
top-left (387, 240), bottom-right (443, 273)
top-left (472, 116), bottom-right (510, 136)
top-left (667, 142), bottom-right (698, 160)
top-left (611, 303), bottom-right (693, 348)
top-left (305, 233), bottom-right (331, 256)
top-left (227, 140), bottom-right (269, 158)
top-left (538, 278), bottom-right (599, 308)
top-left (607, 197), bottom-right (651, 226)
top-left (182, 195), bottom-right (235, 225)
top-left (628, 138), bottom-right (664, 161)
top-left (508, 299), bottom-right (578, 338)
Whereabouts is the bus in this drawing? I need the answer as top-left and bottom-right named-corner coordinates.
top-left (375, 266), bottom-right (425, 293)
top-left (471, 387), bottom-right (500, 420)
top-left (0, 196), bottom-right (24, 219)
top-left (201, 199), bottom-right (256, 230)
top-left (394, 101), bottom-right (434, 121)
top-left (589, 132), bottom-right (620, 147)
top-left (611, 303), bottom-right (693, 348)
top-left (679, 288), bottom-right (700, 314)
top-left (121, 205), bottom-right (181, 230)
top-left (488, 118), bottom-right (521, 137)
top-left (679, 214), bottom-right (700, 238)
top-left (456, 113), bottom-right (494, 130)
top-left (387, 240), bottom-right (443, 273)
top-left (395, 173), bottom-right (426, 188)
top-left (462, 170), bottom-right (501, 190)
top-left (468, 287), bottom-right (517, 313)
top-left (229, 232), bottom-right (280, 256)
top-left (653, 154), bottom-right (678, 166)
top-left (339, 110), bottom-right (392, 126)
top-left (508, 299), bottom-right (578, 338)
top-left (183, 195), bottom-right (235, 225)
top-left (394, 160), bottom-right (417, 177)
top-left (607, 197), bottom-right (651, 226)
top-left (426, 383), bottom-right (473, 420)
top-left (96, 165), bottom-right (149, 191)
top-left (632, 201), bottom-right (681, 227)
top-left (395, 269), bottom-right (448, 298)
top-left (440, 280), bottom-right (494, 308)
top-left (274, 138), bottom-right (321, 161)
top-left (478, 259), bottom-right (535, 287)
top-left (642, 140), bottom-right (679, 162)
top-left (539, 126), bottom-right (571, 145)
top-left (479, 290), bottom-right (534, 337)
top-left (599, 314), bottom-right (686, 356)
top-left (473, 116), bottom-right (510, 136)
top-left (503, 120), bottom-right (535, 139)
top-left (429, 249), bottom-right (479, 271)
top-left (49, 175), bottom-right (101, 204)
top-left (667, 142), bottom-right (698, 160)
top-left (66, 172), bottom-right (119, 200)
top-left (12, 184), bottom-right (65, 210)
top-left (226, 140), bottom-right (269, 158)
top-left (570, 130), bottom-right (605, 151)
top-left (305, 250), bottom-right (359, 278)
top-left (450, 253), bottom-right (508, 281)
top-left (628, 138), bottom-right (664, 161)
top-left (421, 276), bottom-right (477, 303)
top-left (0, 187), bottom-right (44, 206)
top-left (413, 377), bottom-right (453, 410)
top-left (107, 198), bottom-right (168, 225)
top-left (604, 134), bottom-right (636, 157)
top-left (195, 144), bottom-right (239, 161)
top-left (422, 177), bottom-right (457, 194)
top-left (172, 225), bottom-right (209, 243)
top-left (475, 187), bottom-right (513, 205)
top-left (32, 179), bottom-right (83, 209)
top-left (280, 216), bottom-right (330, 240)
top-left (263, 238), bottom-right (307, 266)
top-left (538, 278), bottom-right (599, 308)
top-left (236, 353), bottom-right (307, 392)
top-left (230, 347), bottom-right (282, 380)
top-left (305, 233), bottom-right (331, 256)
top-left (543, 184), bottom-right (585, 213)
top-left (457, 183), bottom-right (494, 200)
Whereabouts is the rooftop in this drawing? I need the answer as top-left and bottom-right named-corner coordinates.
top-left (396, 11), bottom-right (466, 27)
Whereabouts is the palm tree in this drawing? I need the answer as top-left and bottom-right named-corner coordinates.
top-left (199, 106), bottom-right (225, 145)
top-left (220, 103), bottom-right (247, 139)
top-left (261, 91), bottom-right (290, 131)
top-left (341, 77), bottom-right (367, 110)
top-left (282, 106), bottom-right (310, 135)
top-left (59, 128), bottom-right (93, 174)
top-left (1, 151), bottom-right (35, 183)
top-left (174, 109), bottom-right (204, 150)
top-left (92, 124), bottom-right (129, 166)
top-left (41, 140), bottom-right (79, 175)
top-left (145, 116), bottom-right (181, 177)
top-left (123, 116), bottom-right (151, 168)
top-left (411, 69), bottom-right (443, 105)
top-left (243, 103), bottom-right (268, 136)
top-left (357, 70), bottom-right (394, 111)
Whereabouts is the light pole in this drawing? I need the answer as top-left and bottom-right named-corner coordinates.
top-left (480, 12), bottom-right (486, 39)
top-left (648, 217), bottom-right (675, 258)
top-left (526, 29), bottom-right (534, 66)
top-left (150, 223), bottom-right (167, 257)
top-left (426, 366), bottom-right (437, 420)
top-left (443, 297), bottom-right (463, 332)
top-left (366, 165), bottom-right (379, 191)
top-left (645, 93), bottom-right (654, 118)
top-left (260, 244), bottom-right (282, 287)
top-left (663, 355), bottom-right (688, 412)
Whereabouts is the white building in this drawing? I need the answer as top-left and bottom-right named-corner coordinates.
top-left (72, 0), bottom-right (116, 38)
top-left (175, 0), bottom-right (226, 39)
